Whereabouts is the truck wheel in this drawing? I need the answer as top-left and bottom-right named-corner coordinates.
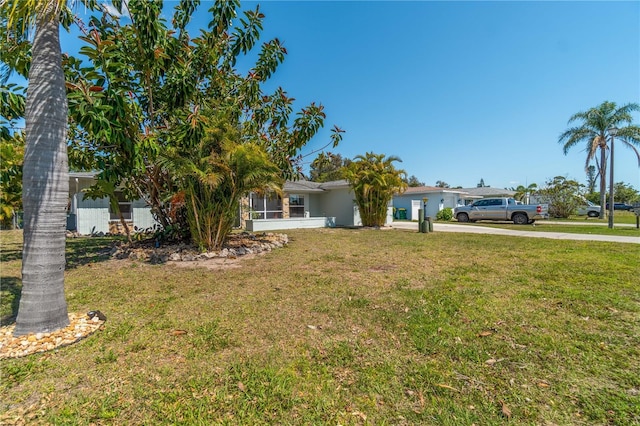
top-left (457, 213), bottom-right (469, 223)
top-left (512, 213), bottom-right (528, 225)
top-left (587, 211), bottom-right (599, 218)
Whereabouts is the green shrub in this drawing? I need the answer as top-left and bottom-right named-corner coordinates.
top-left (436, 207), bottom-right (453, 221)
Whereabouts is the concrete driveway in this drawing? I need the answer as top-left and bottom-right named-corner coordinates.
top-left (391, 221), bottom-right (640, 244)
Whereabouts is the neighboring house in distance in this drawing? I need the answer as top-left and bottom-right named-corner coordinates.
top-left (391, 186), bottom-right (518, 220)
top-left (458, 187), bottom-right (517, 203)
top-left (68, 172), bottom-right (157, 235)
top-left (68, 174), bottom-right (392, 234)
top-left (392, 186), bottom-right (468, 220)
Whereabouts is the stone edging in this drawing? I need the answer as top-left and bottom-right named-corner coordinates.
top-left (109, 232), bottom-right (289, 263)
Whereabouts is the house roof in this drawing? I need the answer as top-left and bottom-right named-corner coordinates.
top-left (69, 173), bottom-right (349, 195)
top-left (459, 187), bottom-right (516, 197)
top-left (401, 186), bottom-right (467, 195)
top-left (283, 179), bottom-right (351, 193)
top-left (317, 179), bottom-right (351, 190)
top-left (283, 180), bottom-right (325, 193)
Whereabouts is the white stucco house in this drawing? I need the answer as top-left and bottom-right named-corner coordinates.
top-left (392, 186), bottom-right (468, 220)
top-left (391, 186), bottom-right (518, 221)
top-left (243, 179), bottom-right (393, 231)
top-left (67, 172), bottom-right (158, 235)
top-left (458, 187), bottom-right (517, 200)
top-left (67, 173), bottom-right (392, 234)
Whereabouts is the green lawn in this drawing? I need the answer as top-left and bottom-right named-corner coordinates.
top-left (436, 210), bottom-right (640, 237)
top-left (595, 210), bottom-right (638, 223)
top-left (1, 229), bottom-right (639, 425)
top-left (564, 210), bottom-right (638, 225)
top-left (450, 221), bottom-right (640, 237)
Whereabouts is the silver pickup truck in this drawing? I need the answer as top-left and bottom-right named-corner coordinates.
top-left (454, 198), bottom-right (549, 225)
top-left (576, 201), bottom-right (601, 217)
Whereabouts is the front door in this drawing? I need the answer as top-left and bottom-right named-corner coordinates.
top-left (411, 200), bottom-right (422, 220)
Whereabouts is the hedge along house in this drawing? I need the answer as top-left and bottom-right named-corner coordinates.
top-left (242, 179), bottom-right (393, 231)
top-left (67, 172), bottom-right (157, 235)
top-left (392, 186), bottom-right (469, 221)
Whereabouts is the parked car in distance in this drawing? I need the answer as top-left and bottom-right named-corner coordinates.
top-left (576, 201), bottom-right (601, 217)
top-left (606, 202), bottom-right (634, 211)
top-left (453, 197), bottom-right (548, 225)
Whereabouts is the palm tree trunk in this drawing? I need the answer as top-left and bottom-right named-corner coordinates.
top-left (598, 145), bottom-right (607, 219)
top-left (14, 5), bottom-right (70, 335)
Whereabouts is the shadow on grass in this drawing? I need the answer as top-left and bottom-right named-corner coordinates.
top-left (0, 277), bottom-right (21, 326)
top-left (0, 246), bottom-right (22, 263)
top-left (0, 237), bottom-right (122, 326)
top-left (1, 235), bottom-right (123, 268)
top-left (65, 237), bottom-right (123, 269)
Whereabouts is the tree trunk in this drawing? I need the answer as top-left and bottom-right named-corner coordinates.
top-left (598, 145), bottom-right (607, 219)
top-left (14, 5), bottom-right (70, 336)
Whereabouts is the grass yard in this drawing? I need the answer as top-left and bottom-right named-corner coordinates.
top-left (559, 210), bottom-right (639, 228)
top-left (1, 228), bottom-right (639, 425)
top-left (436, 210), bottom-right (640, 237)
top-left (451, 222), bottom-right (640, 237)
top-left (585, 210), bottom-right (639, 225)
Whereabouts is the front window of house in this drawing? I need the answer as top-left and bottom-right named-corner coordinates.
top-left (289, 194), bottom-right (305, 218)
top-left (249, 193), bottom-right (283, 219)
top-left (109, 192), bottom-right (132, 221)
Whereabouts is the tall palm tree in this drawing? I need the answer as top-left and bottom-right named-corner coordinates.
top-left (558, 101), bottom-right (640, 219)
top-left (344, 152), bottom-right (407, 227)
top-left (586, 165), bottom-right (597, 194)
top-left (6, 0), bottom-right (72, 335)
top-left (513, 183), bottom-right (537, 204)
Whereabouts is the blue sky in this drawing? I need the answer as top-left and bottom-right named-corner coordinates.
top-left (223, 0), bottom-right (639, 190)
top-left (55, 1), bottom-right (638, 190)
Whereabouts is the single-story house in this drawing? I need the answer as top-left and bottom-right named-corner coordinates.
top-left (68, 172), bottom-right (157, 235)
top-left (392, 186), bottom-right (468, 220)
top-left (458, 187), bottom-right (516, 201)
top-left (391, 186), bottom-right (518, 220)
top-left (68, 173), bottom-right (392, 234)
top-left (243, 179), bottom-right (373, 231)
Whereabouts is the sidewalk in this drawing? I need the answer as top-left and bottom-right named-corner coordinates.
top-left (391, 221), bottom-right (640, 244)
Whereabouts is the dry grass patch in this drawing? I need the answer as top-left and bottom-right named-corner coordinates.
top-left (1, 228), bottom-right (639, 425)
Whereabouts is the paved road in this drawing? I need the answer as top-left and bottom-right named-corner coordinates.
top-left (391, 221), bottom-right (640, 244)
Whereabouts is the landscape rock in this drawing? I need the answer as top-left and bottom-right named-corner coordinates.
top-left (107, 232), bottom-right (289, 265)
top-left (0, 312), bottom-right (106, 359)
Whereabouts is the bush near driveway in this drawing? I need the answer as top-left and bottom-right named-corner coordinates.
top-left (436, 207), bottom-right (453, 221)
